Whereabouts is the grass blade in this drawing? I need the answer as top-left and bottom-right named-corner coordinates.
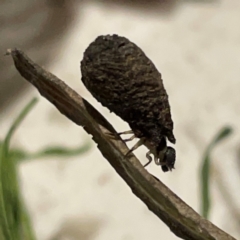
top-left (0, 98), bottom-right (37, 240)
top-left (29, 143), bottom-right (91, 159)
top-left (200, 126), bottom-right (233, 219)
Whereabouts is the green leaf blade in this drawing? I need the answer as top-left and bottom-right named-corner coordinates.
top-left (200, 126), bottom-right (233, 219)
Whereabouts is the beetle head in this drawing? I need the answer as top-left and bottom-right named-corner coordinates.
top-left (160, 146), bottom-right (176, 172)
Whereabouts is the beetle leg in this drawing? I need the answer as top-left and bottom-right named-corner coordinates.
top-left (144, 151), bottom-right (152, 167)
top-left (123, 135), bottom-right (136, 142)
top-left (106, 130), bottom-right (133, 139)
top-left (154, 154), bottom-right (160, 165)
top-left (118, 130), bottom-right (134, 136)
top-left (125, 138), bottom-right (145, 156)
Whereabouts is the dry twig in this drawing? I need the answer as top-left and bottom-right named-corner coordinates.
top-left (7, 49), bottom-right (236, 240)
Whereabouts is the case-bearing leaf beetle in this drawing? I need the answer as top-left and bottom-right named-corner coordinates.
top-left (81, 34), bottom-right (176, 172)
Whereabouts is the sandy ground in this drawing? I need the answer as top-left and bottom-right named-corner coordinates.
top-left (1, 1), bottom-right (240, 239)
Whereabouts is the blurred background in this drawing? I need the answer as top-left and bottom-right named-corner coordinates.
top-left (1, 0), bottom-right (240, 239)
